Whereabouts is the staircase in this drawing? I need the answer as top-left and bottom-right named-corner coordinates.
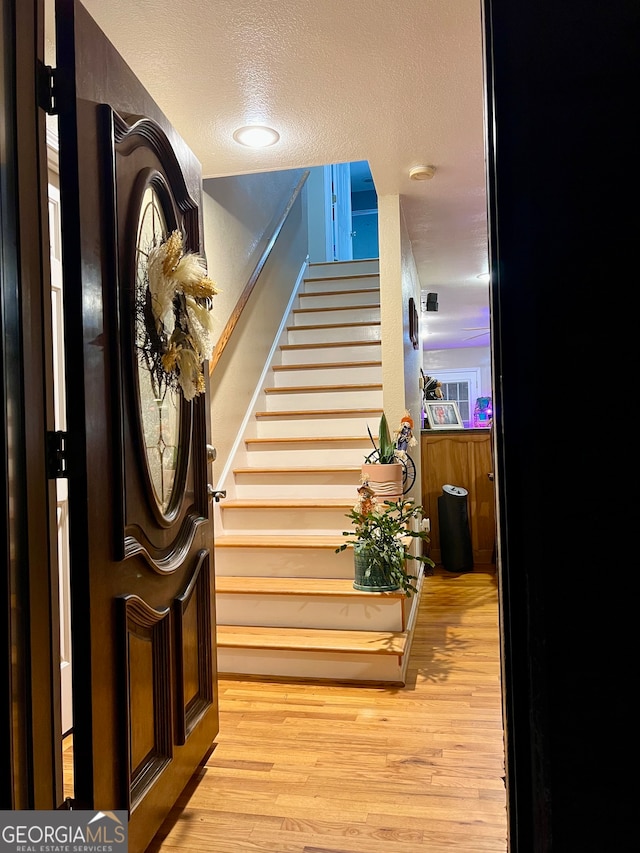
top-left (214, 258), bottom-right (425, 684)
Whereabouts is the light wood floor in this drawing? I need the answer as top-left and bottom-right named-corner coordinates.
top-left (147, 566), bottom-right (507, 853)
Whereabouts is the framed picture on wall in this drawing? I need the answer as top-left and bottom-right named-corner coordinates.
top-left (409, 297), bottom-right (419, 349)
top-left (424, 400), bottom-right (464, 430)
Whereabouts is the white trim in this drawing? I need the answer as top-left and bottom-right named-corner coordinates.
top-left (436, 367), bottom-right (481, 387)
top-left (214, 256), bottom-right (309, 492)
top-left (323, 166), bottom-right (333, 261)
top-left (398, 570), bottom-right (425, 685)
top-left (436, 368), bottom-right (481, 412)
top-left (46, 119), bottom-right (59, 174)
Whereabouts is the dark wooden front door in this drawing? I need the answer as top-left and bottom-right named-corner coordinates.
top-left (55, 1), bottom-right (218, 848)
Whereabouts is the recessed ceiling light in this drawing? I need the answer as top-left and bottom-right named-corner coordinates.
top-left (232, 125), bottom-right (280, 148)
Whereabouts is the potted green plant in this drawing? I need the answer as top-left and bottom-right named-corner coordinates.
top-left (335, 481), bottom-right (435, 596)
top-left (362, 411), bottom-right (418, 499)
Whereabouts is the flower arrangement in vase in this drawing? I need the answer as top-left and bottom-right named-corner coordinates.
top-left (336, 480), bottom-right (434, 596)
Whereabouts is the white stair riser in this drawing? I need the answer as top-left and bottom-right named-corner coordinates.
top-left (216, 594), bottom-right (404, 631)
top-left (215, 547), bottom-right (353, 578)
top-left (255, 414), bottom-right (382, 438)
top-left (231, 486), bottom-right (358, 502)
top-left (306, 260), bottom-right (379, 276)
top-left (216, 648), bottom-right (403, 682)
top-left (292, 306), bottom-right (380, 327)
top-left (220, 505), bottom-right (353, 532)
top-left (245, 446), bottom-right (372, 465)
top-left (280, 342), bottom-right (381, 365)
top-left (306, 260), bottom-right (378, 273)
top-left (233, 482), bottom-right (358, 499)
top-left (272, 364), bottom-right (381, 388)
top-left (246, 435), bottom-right (373, 450)
top-left (263, 388), bottom-right (382, 411)
top-left (286, 325), bottom-right (380, 345)
top-left (233, 472), bottom-right (360, 499)
top-left (302, 270), bottom-right (380, 293)
top-left (298, 289), bottom-right (379, 308)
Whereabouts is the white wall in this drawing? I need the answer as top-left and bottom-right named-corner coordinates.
top-left (306, 166), bottom-right (331, 262)
top-left (202, 169), bottom-right (308, 476)
top-left (202, 169), bottom-right (305, 340)
top-left (423, 346), bottom-right (492, 398)
top-left (400, 205), bottom-right (424, 431)
top-left (377, 194), bottom-right (423, 503)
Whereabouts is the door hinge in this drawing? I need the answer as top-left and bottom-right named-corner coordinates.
top-left (37, 61), bottom-right (58, 115)
top-left (46, 430), bottom-right (68, 479)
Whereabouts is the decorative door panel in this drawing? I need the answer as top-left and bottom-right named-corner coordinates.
top-left (174, 551), bottom-right (214, 745)
top-left (103, 106), bottom-right (209, 569)
top-left (118, 595), bottom-right (173, 812)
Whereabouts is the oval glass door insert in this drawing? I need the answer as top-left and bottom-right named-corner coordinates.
top-left (134, 185), bottom-right (181, 515)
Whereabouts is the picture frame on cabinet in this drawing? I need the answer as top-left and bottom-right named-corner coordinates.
top-left (424, 400), bottom-right (464, 430)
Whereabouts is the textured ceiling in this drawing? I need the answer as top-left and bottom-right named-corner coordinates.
top-left (50, 0), bottom-right (491, 350)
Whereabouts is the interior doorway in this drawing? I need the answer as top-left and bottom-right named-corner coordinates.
top-left (311, 160), bottom-right (379, 263)
top-left (328, 162), bottom-right (353, 260)
top-left (350, 160), bottom-right (379, 259)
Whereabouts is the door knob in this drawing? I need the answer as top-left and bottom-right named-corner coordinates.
top-left (206, 444), bottom-right (217, 462)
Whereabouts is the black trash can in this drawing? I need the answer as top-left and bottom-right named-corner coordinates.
top-left (438, 484), bottom-right (473, 573)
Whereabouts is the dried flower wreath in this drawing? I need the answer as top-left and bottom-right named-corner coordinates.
top-left (136, 230), bottom-right (217, 401)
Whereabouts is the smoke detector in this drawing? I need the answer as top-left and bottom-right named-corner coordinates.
top-left (409, 164), bottom-right (436, 181)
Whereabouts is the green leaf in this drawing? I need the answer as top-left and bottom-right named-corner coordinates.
top-left (378, 413), bottom-right (396, 463)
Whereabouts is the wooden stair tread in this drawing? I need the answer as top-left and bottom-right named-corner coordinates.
top-left (280, 340), bottom-right (381, 351)
top-left (304, 272), bottom-right (379, 282)
top-left (221, 497), bottom-right (354, 508)
top-left (216, 625), bottom-right (407, 655)
top-left (264, 383), bottom-right (382, 394)
top-left (255, 407), bottom-right (382, 419)
top-left (233, 465), bottom-right (361, 474)
top-left (293, 303), bottom-right (380, 314)
top-left (286, 321), bottom-right (381, 331)
top-left (272, 360), bottom-right (381, 371)
top-left (215, 533), bottom-right (410, 549)
top-left (299, 287), bottom-right (379, 297)
top-left (215, 533), bottom-right (345, 548)
top-left (245, 434), bottom-right (372, 444)
top-left (215, 576), bottom-right (404, 598)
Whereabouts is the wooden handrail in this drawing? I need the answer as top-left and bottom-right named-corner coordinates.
top-left (209, 170), bottom-right (310, 375)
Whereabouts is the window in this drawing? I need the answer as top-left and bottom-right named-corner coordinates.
top-left (441, 381), bottom-right (471, 426)
top-left (430, 368), bottom-right (482, 428)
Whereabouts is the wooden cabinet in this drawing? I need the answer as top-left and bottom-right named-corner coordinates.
top-left (420, 429), bottom-right (496, 567)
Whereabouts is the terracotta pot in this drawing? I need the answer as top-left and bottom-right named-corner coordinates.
top-left (361, 462), bottom-right (403, 503)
